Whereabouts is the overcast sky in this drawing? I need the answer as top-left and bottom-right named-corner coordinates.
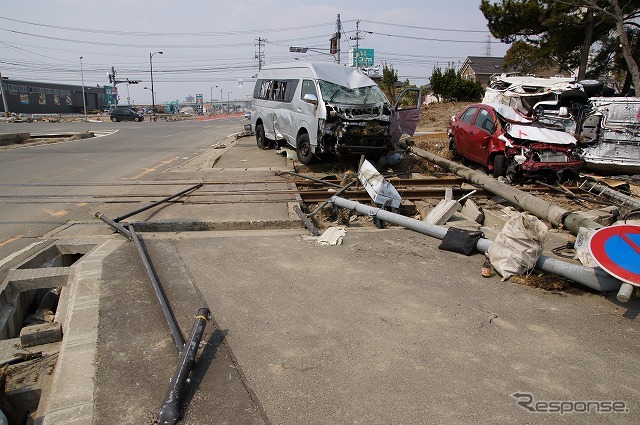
top-left (0, 0), bottom-right (508, 106)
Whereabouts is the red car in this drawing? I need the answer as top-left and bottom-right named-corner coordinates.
top-left (448, 103), bottom-right (584, 180)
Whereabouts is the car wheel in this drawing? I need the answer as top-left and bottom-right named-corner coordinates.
top-left (111, 117), bottom-right (118, 122)
top-left (256, 123), bottom-right (269, 150)
top-left (448, 135), bottom-right (459, 159)
top-left (134, 116), bottom-right (142, 122)
top-left (492, 154), bottom-right (506, 178)
top-left (296, 133), bottom-right (314, 165)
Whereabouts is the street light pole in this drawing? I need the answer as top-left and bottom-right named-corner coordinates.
top-left (149, 51), bottom-right (163, 120)
top-left (227, 91), bottom-right (232, 114)
top-left (80, 56), bottom-right (87, 122)
top-left (220, 88), bottom-right (223, 114)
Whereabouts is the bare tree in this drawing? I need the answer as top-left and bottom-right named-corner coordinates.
top-left (579, 0), bottom-right (640, 95)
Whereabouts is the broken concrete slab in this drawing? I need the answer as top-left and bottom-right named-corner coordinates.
top-left (20, 322), bottom-right (62, 348)
top-left (580, 207), bottom-right (618, 226)
top-left (317, 227), bottom-right (346, 246)
top-left (482, 208), bottom-right (513, 230)
top-left (445, 212), bottom-right (482, 231)
top-left (414, 200), bottom-right (432, 220)
top-left (444, 187), bottom-right (453, 201)
top-left (460, 199), bottom-right (484, 224)
top-left (424, 200), bottom-right (461, 225)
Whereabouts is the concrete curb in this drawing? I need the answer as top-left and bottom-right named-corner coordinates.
top-left (39, 238), bottom-right (124, 425)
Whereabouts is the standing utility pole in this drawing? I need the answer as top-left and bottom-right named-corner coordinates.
top-left (80, 57), bottom-right (87, 122)
top-left (255, 37), bottom-right (266, 71)
top-left (350, 20), bottom-right (363, 69)
top-left (150, 51), bottom-right (163, 119)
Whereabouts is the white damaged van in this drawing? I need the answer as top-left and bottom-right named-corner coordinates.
top-left (251, 62), bottom-right (421, 164)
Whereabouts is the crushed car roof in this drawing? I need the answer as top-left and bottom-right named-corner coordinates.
top-left (260, 62), bottom-right (377, 89)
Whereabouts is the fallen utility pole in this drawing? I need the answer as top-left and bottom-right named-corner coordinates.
top-left (578, 177), bottom-right (640, 210)
top-left (409, 146), bottom-right (602, 236)
top-left (129, 224), bottom-right (185, 353)
top-left (330, 196), bottom-right (622, 293)
top-left (157, 307), bottom-right (210, 425)
top-left (114, 183), bottom-right (203, 222)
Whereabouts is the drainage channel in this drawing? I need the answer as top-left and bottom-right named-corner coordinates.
top-left (0, 240), bottom-right (97, 424)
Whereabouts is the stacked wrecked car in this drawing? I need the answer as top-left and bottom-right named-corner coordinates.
top-left (475, 74), bottom-right (640, 176)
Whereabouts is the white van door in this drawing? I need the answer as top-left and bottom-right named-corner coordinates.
top-left (390, 88), bottom-right (422, 143)
top-left (296, 79), bottom-right (320, 148)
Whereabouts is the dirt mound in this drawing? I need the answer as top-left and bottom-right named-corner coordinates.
top-left (417, 101), bottom-right (468, 133)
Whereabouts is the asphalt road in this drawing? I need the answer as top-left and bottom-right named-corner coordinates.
top-left (0, 117), bottom-right (243, 259)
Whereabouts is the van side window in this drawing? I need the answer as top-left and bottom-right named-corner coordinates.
top-left (258, 80), bottom-right (272, 99)
top-left (254, 79), bottom-right (299, 103)
top-left (301, 80), bottom-right (316, 100)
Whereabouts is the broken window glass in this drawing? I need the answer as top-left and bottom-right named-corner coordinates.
top-left (318, 80), bottom-right (387, 105)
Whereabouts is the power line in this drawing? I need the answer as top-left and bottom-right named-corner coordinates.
top-left (359, 19), bottom-right (490, 33)
top-left (0, 15), bottom-right (340, 37)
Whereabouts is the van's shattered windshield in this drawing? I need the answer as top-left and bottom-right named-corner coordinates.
top-left (318, 80), bottom-right (388, 105)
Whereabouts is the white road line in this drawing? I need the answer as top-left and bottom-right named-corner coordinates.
top-left (0, 241), bottom-right (46, 268)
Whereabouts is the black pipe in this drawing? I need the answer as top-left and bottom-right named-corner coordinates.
top-left (156, 307), bottom-right (210, 425)
top-left (113, 183), bottom-right (203, 222)
top-left (307, 180), bottom-right (357, 218)
top-left (129, 224), bottom-right (185, 353)
top-left (95, 212), bottom-right (131, 240)
top-left (293, 205), bottom-right (320, 236)
top-left (277, 170), bottom-right (343, 188)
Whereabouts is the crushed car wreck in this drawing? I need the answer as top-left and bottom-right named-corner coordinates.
top-left (448, 103), bottom-right (584, 181)
top-left (485, 74), bottom-right (640, 174)
top-left (251, 62), bottom-right (421, 164)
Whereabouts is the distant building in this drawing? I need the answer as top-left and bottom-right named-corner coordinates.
top-left (460, 56), bottom-right (575, 87)
top-left (0, 77), bottom-right (108, 114)
top-left (459, 56), bottom-right (505, 87)
top-left (185, 95), bottom-right (195, 103)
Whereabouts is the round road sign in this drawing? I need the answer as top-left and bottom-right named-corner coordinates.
top-left (589, 225), bottom-right (640, 286)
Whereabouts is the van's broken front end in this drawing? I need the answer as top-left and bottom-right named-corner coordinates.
top-left (319, 101), bottom-right (393, 156)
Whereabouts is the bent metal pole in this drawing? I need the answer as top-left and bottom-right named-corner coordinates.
top-left (329, 196), bottom-right (621, 293)
top-left (409, 146), bottom-right (602, 236)
top-left (157, 307), bottom-right (210, 425)
top-left (129, 224), bottom-right (185, 353)
top-left (114, 183), bottom-right (203, 223)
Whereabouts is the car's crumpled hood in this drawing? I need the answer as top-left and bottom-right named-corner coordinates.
top-left (501, 124), bottom-right (577, 145)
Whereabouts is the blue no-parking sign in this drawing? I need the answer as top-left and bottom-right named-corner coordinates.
top-left (589, 225), bottom-right (640, 286)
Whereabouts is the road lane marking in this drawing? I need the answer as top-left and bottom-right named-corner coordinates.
top-left (44, 209), bottom-right (69, 217)
top-left (0, 240), bottom-right (46, 268)
top-left (121, 157), bottom-right (179, 180)
top-left (0, 235), bottom-right (22, 247)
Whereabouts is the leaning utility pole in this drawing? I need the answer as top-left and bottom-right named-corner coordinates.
top-left (336, 14), bottom-right (342, 64)
top-left (255, 37), bottom-right (266, 71)
top-left (0, 72), bottom-right (9, 115)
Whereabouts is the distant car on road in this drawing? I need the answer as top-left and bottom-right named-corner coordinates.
top-left (110, 107), bottom-right (144, 122)
top-left (448, 103), bottom-right (584, 181)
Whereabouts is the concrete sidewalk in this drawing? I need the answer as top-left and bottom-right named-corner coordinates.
top-left (22, 132), bottom-right (640, 424)
top-left (78, 226), bottom-right (640, 424)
